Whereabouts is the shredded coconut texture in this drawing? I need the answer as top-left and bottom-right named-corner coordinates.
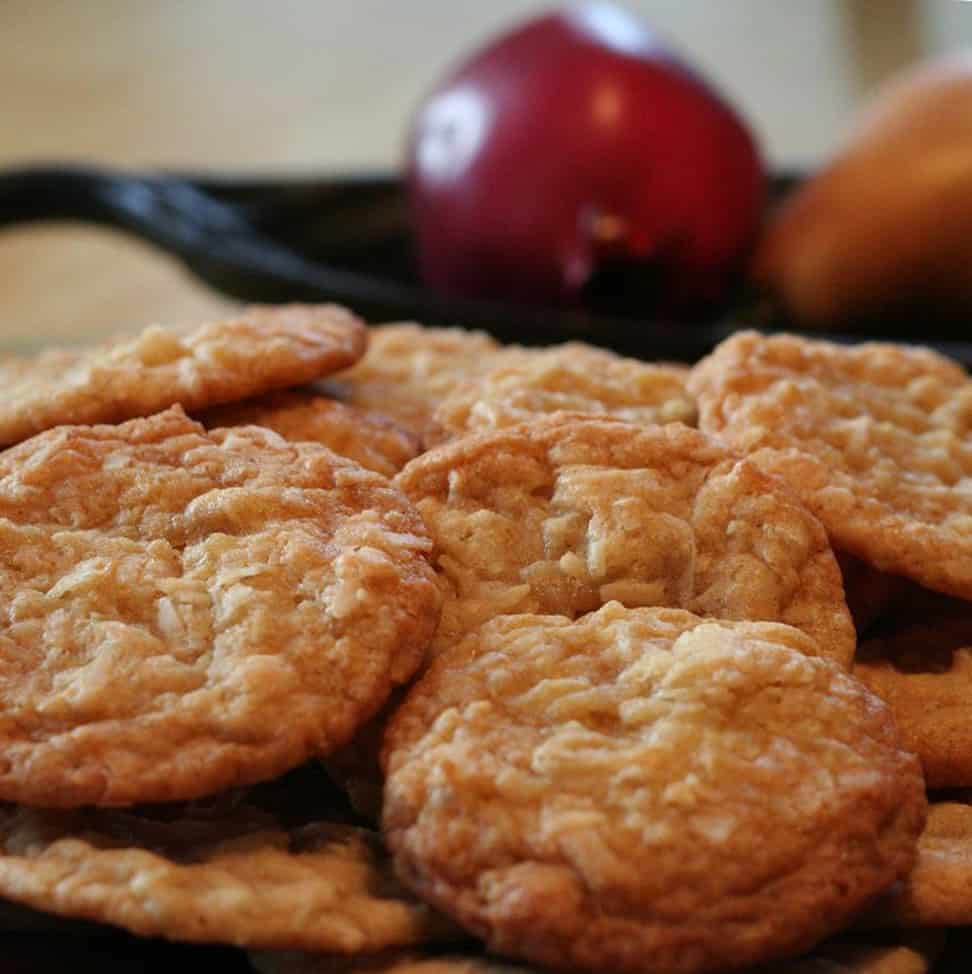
top-left (688, 330), bottom-right (972, 600)
top-left (432, 342), bottom-right (696, 442)
top-left (322, 324), bottom-right (502, 444)
top-left (384, 604), bottom-right (926, 974)
top-left (0, 802), bottom-right (452, 951)
top-left (0, 304), bottom-right (367, 447)
top-left (0, 407), bottom-right (440, 806)
top-left (396, 416), bottom-right (854, 665)
top-left (197, 389), bottom-right (420, 477)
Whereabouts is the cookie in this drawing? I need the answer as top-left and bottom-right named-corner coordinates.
top-left (432, 342), bottom-right (697, 442)
top-left (249, 932), bottom-right (945, 974)
top-left (0, 799), bottom-right (452, 950)
top-left (870, 802), bottom-right (972, 927)
top-left (383, 604), bottom-right (926, 974)
top-left (0, 304), bottom-right (367, 447)
top-left (322, 324), bottom-right (501, 442)
top-left (395, 416), bottom-right (855, 664)
top-left (854, 605), bottom-right (972, 788)
top-left (0, 407), bottom-right (440, 806)
top-left (688, 331), bottom-right (972, 600)
top-left (197, 390), bottom-right (421, 478)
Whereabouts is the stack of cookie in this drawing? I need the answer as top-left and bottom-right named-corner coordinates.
top-left (689, 332), bottom-right (972, 934)
top-left (0, 305), bottom-right (451, 958)
top-left (0, 307), bottom-right (963, 974)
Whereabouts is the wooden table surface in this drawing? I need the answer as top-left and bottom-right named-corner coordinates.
top-left (0, 0), bottom-right (960, 349)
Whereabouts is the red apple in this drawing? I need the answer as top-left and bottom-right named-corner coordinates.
top-left (406, 3), bottom-right (766, 313)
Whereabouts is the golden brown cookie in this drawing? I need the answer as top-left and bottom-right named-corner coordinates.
top-left (854, 603), bottom-right (972, 788)
top-left (431, 342), bottom-right (697, 441)
top-left (322, 324), bottom-right (501, 443)
top-left (869, 802), bottom-right (972, 927)
top-left (0, 304), bottom-right (367, 447)
top-left (383, 604), bottom-right (926, 974)
top-left (0, 799), bottom-right (452, 950)
top-left (395, 415), bottom-right (855, 664)
top-left (688, 331), bottom-right (972, 600)
top-left (196, 390), bottom-right (421, 478)
top-left (0, 407), bottom-right (440, 807)
top-left (250, 932), bottom-right (945, 974)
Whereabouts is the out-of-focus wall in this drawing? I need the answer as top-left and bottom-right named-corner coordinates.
top-left (2, 0), bottom-right (970, 172)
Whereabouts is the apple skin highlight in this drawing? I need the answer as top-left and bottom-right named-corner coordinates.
top-left (407, 3), bottom-right (766, 314)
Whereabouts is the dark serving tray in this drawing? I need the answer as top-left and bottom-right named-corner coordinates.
top-left (3, 163), bottom-right (972, 366)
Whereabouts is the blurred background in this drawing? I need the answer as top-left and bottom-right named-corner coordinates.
top-left (1, 0), bottom-right (971, 344)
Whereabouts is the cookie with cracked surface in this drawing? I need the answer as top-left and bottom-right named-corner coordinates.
top-left (197, 390), bottom-right (421, 478)
top-left (0, 304), bottom-right (367, 447)
top-left (688, 331), bottom-right (972, 600)
top-left (321, 324), bottom-right (501, 443)
top-left (854, 601), bottom-right (972, 788)
top-left (395, 415), bottom-right (854, 664)
top-left (383, 604), bottom-right (925, 974)
top-left (0, 406), bottom-right (440, 807)
top-left (0, 794), bottom-right (454, 950)
top-left (431, 342), bottom-right (697, 442)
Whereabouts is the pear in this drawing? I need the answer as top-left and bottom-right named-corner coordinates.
top-left (752, 54), bottom-right (972, 330)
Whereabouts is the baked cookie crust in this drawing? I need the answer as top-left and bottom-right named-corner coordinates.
top-left (383, 604), bottom-right (925, 974)
top-left (396, 416), bottom-right (854, 665)
top-left (0, 304), bottom-right (367, 447)
top-left (0, 408), bottom-right (440, 806)
top-left (689, 331), bottom-right (972, 600)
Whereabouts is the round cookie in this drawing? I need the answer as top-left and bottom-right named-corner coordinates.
top-left (322, 324), bottom-right (501, 443)
top-left (197, 390), bottom-right (421, 478)
top-left (0, 800), bottom-right (453, 950)
top-left (383, 604), bottom-right (926, 974)
top-left (854, 603), bottom-right (972, 788)
top-left (432, 342), bottom-right (697, 442)
top-left (395, 416), bottom-right (855, 665)
top-left (0, 304), bottom-right (367, 447)
top-left (688, 330), bottom-right (972, 600)
top-left (0, 407), bottom-right (440, 807)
